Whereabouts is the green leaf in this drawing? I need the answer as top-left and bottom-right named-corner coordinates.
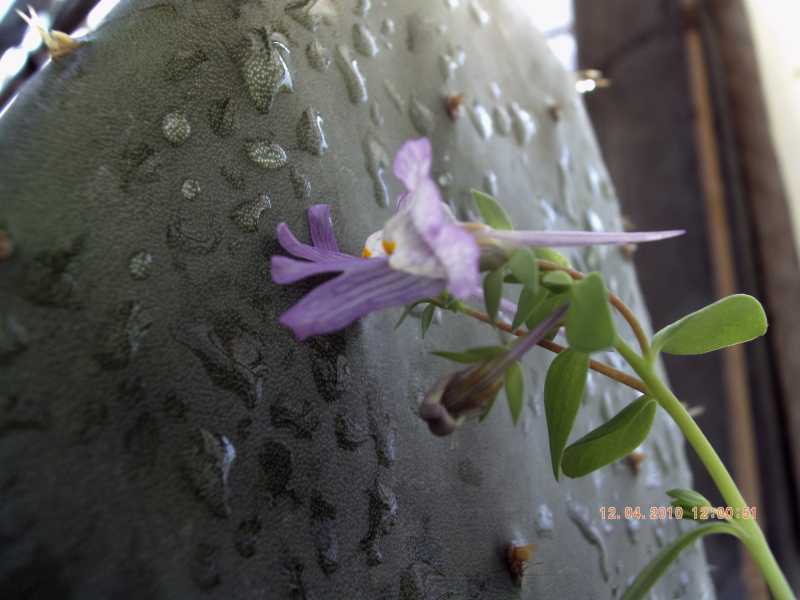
top-left (652, 294), bottom-right (768, 355)
top-left (483, 268), bottom-right (505, 322)
top-left (507, 248), bottom-right (538, 293)
top-left (472, 189), bottom-right (513, 230)
top-left (666, 489), bottom-right (712, 518)
top-left (512, 287), bottom-right (544, 331)
top-left (621, 522), bottom-right (741, 600)
top-left (541, 270), bottom-right (573, 293)
top-left (505, 361), bottom-right (524, 425)
top-left (525, 291), bottom-right (569, 332)
top-left (566, 272), bottom-right (616, 353)
top-left (432, 346), bottom-right (507, 364)
top-left (478, 391), bottom-right (498, 422)
top-left (561, 396), bottom-right (657, 478)
top-left (420, 304), bottom-right (436, 337)
top-left (395, 300), bottom-right (429, 330)
top-left (534, 247), bottom-right (571, 268)
top-left (544, 349), bottom-right (589, 480)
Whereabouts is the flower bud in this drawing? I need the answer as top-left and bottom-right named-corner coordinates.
top-left (419, 361), bottom-right (505, 436)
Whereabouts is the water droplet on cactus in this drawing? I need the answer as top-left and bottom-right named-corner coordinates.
top-left (363, 131), bottom-right (390, 207)
top-left (381, 18), bottom-right (395, 36)
top-left (161, 111), bottom-right (191, 145)
top-left (370, 101), bottom-right (384, 127)
top-left (208, 97), bottom-right (235, 137)
top-left (230, 193), bottom-right (271, 232)
top-left (0, 314), bottom-right (29, 365)
top-left (190, 543), bottom-right (221, 589)
top-left (290, 166), bottom-right (312, 202)
top-left (483, 170), bottom-right (498, 196)
top-left (539, 198), bottom-right (559, 225)
top-left (625, 516), bottom-right (641, 544)
top-left (270, 393), bottom-right (320, 439)
top-left (234, 516), bottom-right (262, 558)
top-left (183, 428), bottom-right (237, 517)
top-left (354, 0), bottom-right (371, 17)
top-left (128, 251), bottom-right (153, 280)
top-left (310, 491), bottom-right (339, 574)
top-left (383, 80), bottom-right (405, 112)
top-left (407, 14), bottom-right (437, 53)
top-left (438, 44), bottom-right (465, 79)
top-left (535, 504), bottom-right (554, 537)
top-left (286, 0), bottom-right (338, 31)
top-left (456, 458), bottom-right (483, 487)
top-left (492, 105), bottom-right (512, 136)
top-left (181, 179), bottom-right (201, 200)
top-left (567, 499), bottom-right (610, 581)
top-left (409, 95), bottom-right (434, 135)
top-left (469, 0), bottom-right (490, 26)
top-left (259, 440), bottom-right (292, 498)
top-left (510, 102), bottom-right (536, 145)
top-left (353, 23), bottom-right (379, 57)
top-left (296, 107), bottom-right (328, 156)
top-left (335, 45), bottom-right (368, 104)
top-left (306, 39), bottom-right (331, 72)
top-left (245, 140), bottom-right (288, 170)
top-left (469, 101), bottom-right (493, 139)
top-left (360, 480), bottom-right (398, 566)
top-left (241, 36), bottom-right (294, 113)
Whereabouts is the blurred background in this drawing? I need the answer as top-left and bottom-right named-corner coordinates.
top-left (1, 1), bottom-right (798, 598)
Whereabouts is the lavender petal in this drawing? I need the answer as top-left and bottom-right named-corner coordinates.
top-left (393, 137), bottom-right (432, 192)
top-left (276, 222), bottom-right (350, 262)
top-left (432, 224), bottom-right (480, 298)
top-left (487, 229), bottom-right (685, 247)
top-left (280, 260), bottom-right (445, 340)
top-left (307, 204), bottom-right (340, 252)
top-left (271, 255), bottom-right (369, 284)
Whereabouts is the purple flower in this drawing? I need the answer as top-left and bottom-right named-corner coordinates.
top-left (271, 204), bottom-right (446, 340)
top-left (271, 137), bottom-right (684, 340)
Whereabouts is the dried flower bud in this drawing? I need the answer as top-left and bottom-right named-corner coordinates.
top-left (419, 361), bottom-right (504, 436)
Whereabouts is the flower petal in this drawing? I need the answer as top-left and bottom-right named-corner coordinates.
top-left (307, 204), bottom-right (340, 252)
top-left (280, 259), bottom-right (445, 340)
top-left (271, 255), bottom-right (368, 284)
top-left (277, 222), bottom-right (348, 262)
top-left (486, 228), bottom-right (685, 247)
top-left (410, 178), bottom-right (448, 243)
top-left (393, 137), bottom-right (432, 191)
top-left (432, 224), bottom-right (480, 298)
top-left (385, 207), bottom-right (446, 280)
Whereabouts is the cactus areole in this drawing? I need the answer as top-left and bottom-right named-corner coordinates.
top-left (0, 0), bottom-right (714, 598)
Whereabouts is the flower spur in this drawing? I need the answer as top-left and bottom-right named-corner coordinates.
top-left (271, 137), bottom-right (683, 340)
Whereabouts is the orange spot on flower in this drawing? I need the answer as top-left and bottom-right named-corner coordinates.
top-left (382, 239), bottom-right (396, 255)
top-left (361, 247), bottom-right (372, 258)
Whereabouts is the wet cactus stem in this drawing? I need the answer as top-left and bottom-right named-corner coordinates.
top-left (452, 259), bottom-right (795, 599)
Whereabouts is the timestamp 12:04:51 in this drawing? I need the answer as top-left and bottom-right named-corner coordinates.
top-left (599, 505), bottom-right (758, 521)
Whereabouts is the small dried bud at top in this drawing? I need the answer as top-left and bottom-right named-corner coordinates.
top-left (444, 93), bottom-right (464, 120)
top-left (506, 542), bottom-right (535, 587)
top-left (0, 230), bottom-right (13, 262)
top-left (626, 450), bottom-right (646, 475)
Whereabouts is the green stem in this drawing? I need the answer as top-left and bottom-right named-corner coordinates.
top-left (615, 336), bottom-right (795, 600)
